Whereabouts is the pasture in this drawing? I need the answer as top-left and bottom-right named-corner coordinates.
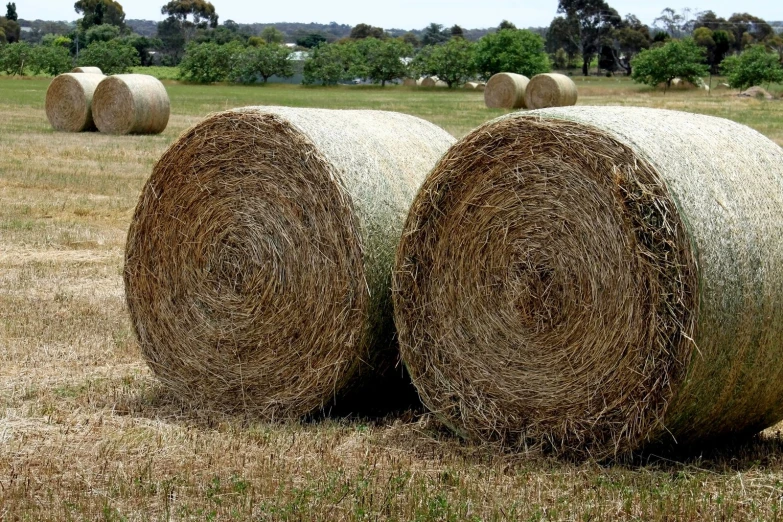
top-left (1, 74), bottom-right (783, 520)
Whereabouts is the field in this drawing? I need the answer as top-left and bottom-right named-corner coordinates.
top-left (1, 74), bottom-right (783, 521)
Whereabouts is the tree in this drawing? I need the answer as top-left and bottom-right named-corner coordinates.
top-left (0, 41), bottom-right (31, 74)
top-left (156, 17), bottom-right (186, 64)
top-left (161, 0), bottom-right (218, 29)
top-left (85, 22), bottom-right (120, 44)
top-left (74, 0), bottom-right (126, 30)
top-left (721, 45), bottom-right (783, 89)
top-left (400, 32), bottom-right (419, 48)
top-left (123, 34), bottom-right (162, 66)
top-left (474, 29), bottom-right (550, 80)
top-left (421, 23), bottom-right (449, 46)
top-left (693, 26), bottom-right (733, 74)
top-left (353, 37), bottom-right (412, 86)
top-left (296, 32), bottom-right (326, 48)
top-left (546, 15), bottom-right (580, 66)
top-left (77, 39), bottom-right (139, 74)
top-left (608, 15), bottom-right (651, 76)
top-left (631, 38), bottom-right (708, 91)
top-left (653, 7), bottom-right (693, 39)
top-left (260, 26), bottom-right (284, 44)
top-left (350, 23), bottom-right (384, 40)
top-left (29, 44), bottom-right (72, 76)
top-left (229, 43), bottom-right (293, 83)
top-left (302, 41), bottom-right (360, 85)
top-left (767, 34), bottom-right (783, 65)
top-left (450, 25), bottom-right (464, 39)
top-left (178, 41), bottom-right (241, 83)
top-left (5, 2), bottom-right (16, 21)
top-left (0, 15), bottom-right (20, 43)
top-left (727, 13), bottom-right (773, 52)
top-left (417, 38), bottom-right (475, 88)
top-left (498, 20), bottom-right (517, 30)
top-left (557, 0), bottom-right (622, 76)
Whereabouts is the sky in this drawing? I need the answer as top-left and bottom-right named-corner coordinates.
top-left (20, 0), bottom-right (781, 29)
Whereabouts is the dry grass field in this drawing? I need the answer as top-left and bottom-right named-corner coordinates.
top-left (1, 74), bottom-right (783, 520)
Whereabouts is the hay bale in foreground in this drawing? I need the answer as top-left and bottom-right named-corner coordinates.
top-left (71, 66), bottom-right (102, 74)
top-left (484, 72), bottom-right (529, 109)
top-left (92, 74), bottom-right (170, 135)
top-left (125, 106), bottom-right (455, 418)
top-left (524, 73), bottom-right (578, 109)
top-left (394, 106), bottom-right (783, 458)
top-left (45, 73), bottom-right (105, 132)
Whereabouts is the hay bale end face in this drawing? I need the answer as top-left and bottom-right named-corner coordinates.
top-left (45, 73), bottom-right (105, 132)
top-left (524, 73), bottom-right (578, 109)
top-left (420, 76), bottom-right (439, 87)
top-left (394, 106), bottom-right (783, 458)
top-left (92, 74), bottom-right (170, 135)
top-left (71, 66), bottom-right (103, 74)
top-left (484, 72), bottom-right (529, 109)
top-left (125, 106), bottom-right (455, 418)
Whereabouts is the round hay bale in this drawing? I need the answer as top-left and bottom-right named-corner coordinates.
top-left (403, 77), bottom-right (417, 87)
top-left (524, 73), bottom-right (578, 109)
top-left (484, 73), bottom-right (529, 109)
top-left (476, 82), bottom-right (486, 92)
top-left (464, 82), bottom-right (479, 90)
top-left (71, 66), bottom-right (103, 74)
top-left (92, 74), bottom-right (170, 135)
top-left (45, 72), bottom-right (105, 132)
top-left (125, 106), bottom-right (456, 418)
top-left (434, 80), bottom-right (448, 88)
top-left (420, 76), bottom-right (438, 87)
top-left (393, 106), bottom-right (783, 458)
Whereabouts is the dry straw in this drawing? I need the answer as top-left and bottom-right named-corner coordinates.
top-left (420, 76), bottom-right (446, 87)
top-left (71, 66), bottom-right (103, 74)
top-left (464, 82), bottom-right (479, 90)
top-left (393, 106), bottom-right (783, 458)
top-left (403, 78), bottom-right (417, 87)
top-left (484, 72), bottom-right (529, 109)
top-left (125, 106), bottom-right (455, 418)
top-left (524, 73), bottom-right (578, 109)
top-left (92, 74), bottom-right (170, 135)
top-left (45, 72), bottom-right (105, 132)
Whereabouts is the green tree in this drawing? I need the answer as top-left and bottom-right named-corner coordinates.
top-left (161, 0), bottom-right (218, 29)
top-left (498, 20), bottom-right (517, 30)
top-left (630, 38), bottom-right (708, 91)
top-left (229, 43), bottom-right (293, 83)
top-left (296, 32), bottom-right (327, 48)
top-left (356, 37), bottom-right (412, 86)
top-left (302, 41), bottom-right (359, 85)
top-left (85, 22), bottom-right (120, 44)
top-left (0, 41), bottom-right (31, 74)
top-left (558, 0), bottom-right (622, 75)
top-left (41, 34), bottom-right (73, 48)
top-left (77, 39), bottom-right (139, 74)
top-left (450, 25), bottom-right (464, 39)
top-left (122, 34), bottom-right (162, 66)
top-left (178, 41), bottom-right (241, 83)
top-left (29, 44), bottom-right (72, 76)
top-left (727, 13), bottom-right (773, 52)
top-left (74, 0), bottom-right (126, 30)
top-left (156, 17), bottom-right (186, 64)
top-left (0, 15), bottom-right (20, 43)
top-left (350, 23), bottom-right (384, 40)
top-left (400, 32), bottom-right (419, 48)
top-left (260, 26), bottom-right (284, 44)
top-left (5, 2), bottom-right (16, 21)
top-left (421, 23), bottom-right (449, 46)
top-left (474, 29), bottom-right (550, 80)
top-left (417, 38), bottom-right (476, 88)
top-left (546, 15), bottom-right (580, 66)
top-left (721, 45), bottom-right (783, 89)
top-left (612, 15), bottom-right (651, 76)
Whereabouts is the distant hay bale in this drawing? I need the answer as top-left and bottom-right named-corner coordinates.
top-left (403, 78), bottom-right (417, 87)
top-left (45, 72), bottom-right (105, 132)
top-left (434, 80), bottom-right (448, 87)
top-left (739, 86), bottom-right (774, 100)
top-left (464, 82), bottom-right (479, 90)
top-left (484, 72), bottom-right (529, 109)
top-left (476, 82), bottom-right (486, 91)
top-left (71, 66), bottom-right (103, 74)
top-left (420, 76), bottom-right (439, 87)
top-left (92, 74), bottom-right (170, 135)
top-left (524, 73), bottom-right (578, 109)
top-left (125, 106), bottom-right (456, 418)
top-left (394, 106), bottom-right (783, 458)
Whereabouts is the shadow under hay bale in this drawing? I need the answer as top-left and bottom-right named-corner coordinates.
top-left (393, 106), bottom-right (783, 459)
top-left (45, 72), bottom-right (105, 132)
top-left (524, 73), bottom-right (578, 109)
top-left (71, 66), bottom-right (103, 74)
top-left (92, 74), bottom-right (170, 135)
top-left (125, 106), bottom-right (455, 419)
top-left (484, 72), bottom-right (529, 109)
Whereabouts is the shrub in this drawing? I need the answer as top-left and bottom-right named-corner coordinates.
top-left (0, 41), bottom-right (32, 75)
top-left (179, 41), bottom-right (243, 83)
top-left (229, 43), bottom-right (294, 84)
top-left (721, 45), bottom-right (783, 89)
top-left (474, 29), bottom-right (550, 80)
top-left (77, 39), bottom-right (140, 75)
top-left (29, 44), bottom-right (73, 76)
top-left (631, 38), bottom-right (708, 90)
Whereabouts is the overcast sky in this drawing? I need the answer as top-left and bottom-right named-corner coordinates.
top-left (20, 0), bottom-right (781, 29)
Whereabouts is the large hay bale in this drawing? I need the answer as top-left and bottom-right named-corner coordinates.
top-left (71, 66), bottom-right (103, 74)
top-left (92, 74), bottom-right (170, 135)
top-left (524, 73), bottom-right (578, 109)
top-left (125, 106), bottom-right (455, 418)
top-left (45, 72), bottom-right (105, 132)
top-left (484, 73), bottom-right (529, 109)
top-left (393, 106), bottom-right (783, 458)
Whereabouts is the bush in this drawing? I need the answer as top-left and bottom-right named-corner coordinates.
top-left (631, 38), bottom-right (709, 90)
top-left (179, 41), bottom-right (243, 83)
top-left (415, 38), bottom-right (476, 88)
top-left (356, 38), bottom-right (412, 86)
top-left (474, 29), bottom-right (550, 80)
top-left (229, 43), bottom-right (294, 84)
top-left (29, 45), bottom-right (72, 76)
top-left (77, 39), bottom-right (140, 74)
top-left (721, 45), bottom-right (783, 89)
top-left (0, 41), bottom-right (32, 75)
top-left (302, 42), bottom-right (361, 85)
